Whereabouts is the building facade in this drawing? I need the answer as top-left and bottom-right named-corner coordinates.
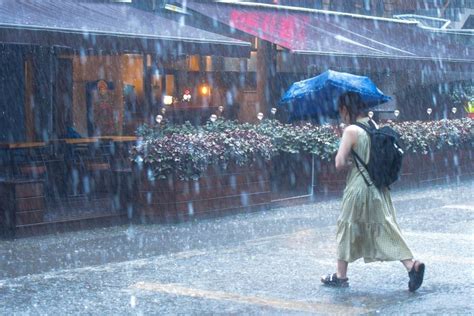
top-left (0, 0), bottom-right (472, 235)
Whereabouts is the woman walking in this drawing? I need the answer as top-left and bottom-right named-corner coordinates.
top-left (321, 92), bottom-right (425, 292)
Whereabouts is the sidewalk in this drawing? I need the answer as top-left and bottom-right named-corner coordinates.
top-left (1, 182), bottom-right (473, 314)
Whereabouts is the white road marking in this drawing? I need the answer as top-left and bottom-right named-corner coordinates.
top-left (414, 254), bottom-right (474, 265)
top-left (405, 231), bottom-right (473, 241)
top-left (441, 204), bottom-right (474, 211)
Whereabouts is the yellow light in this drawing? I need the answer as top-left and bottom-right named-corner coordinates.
top-left (163, 95), bottom-right (173, 105)
top-left (200, 85), bottom-right (210, 96)
top-left (468, 100), bottom-right (474, 113)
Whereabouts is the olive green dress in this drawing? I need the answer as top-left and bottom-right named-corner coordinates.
top-left (336, 117), bottom-right (413, 263)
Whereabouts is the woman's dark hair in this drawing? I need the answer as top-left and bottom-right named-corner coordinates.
top-left (338, 92), bottom-right (367, 124)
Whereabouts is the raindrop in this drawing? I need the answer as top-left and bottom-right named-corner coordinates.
top-left (126, 226), bottom-right (135, 241)
top-left (427, 108), bottom-right (432, 115)
top-left (193, 181), bottom-right (200, 194)
top-left (188, 202), bottom-right (194, 216)
top-left (155, 115), bottom-right (163, 123)
top-left (394, 109), bottom-right (400, 117)
top-left (257, 112), bottom-right (264, 120)
top-left (79, 48), bottom-right (87, 64)
top-left (240, 191), bottom-right (249, 206)
top-left (130, 296), bottom-right (137, 308)
top-left (218, 105), bottom-right (224, 113)
top-left (147, 169), bottom-right (154, 181)
top-left (226, 91), bottom-right (234, 104)
top-left (72, 169), bottom-right (79, 195)
top-left (271, 108), bottom-right (277, 115)
top-left (161, 107), bottom-right (167, 115)
top-left (230, 175), bottom-right (237, 189)
top-left (453, 154), bottom-right (459, 166)
top-left (210, 114), bottom-right (217, 122)
top-left (113, 194), bottom-right (120, 210)
top-left (127, 205), bottom-right (133, 219)
top-left (451, 107), bottom-right (457, 114)
top-left (290, 172), bottom-right (296, 186)
top-left (368, 111), bottom-right (374, 119)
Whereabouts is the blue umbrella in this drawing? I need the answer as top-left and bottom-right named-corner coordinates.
top-left (280, 70), bottom-right (391, 122)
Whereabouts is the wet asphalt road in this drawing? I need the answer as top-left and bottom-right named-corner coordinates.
top-left (0, 181), bottom-right (473, 315)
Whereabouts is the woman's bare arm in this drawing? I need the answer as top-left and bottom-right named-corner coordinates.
top-left (335, 125), bottom-right (358, 171)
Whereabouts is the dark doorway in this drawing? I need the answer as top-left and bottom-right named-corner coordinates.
top-left (0, 47), bottom-right (25, 142)
top-left (53, 58), bottom-right (73, 139)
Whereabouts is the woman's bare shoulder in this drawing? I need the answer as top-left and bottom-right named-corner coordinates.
top-left (344, 124), bottom-right (361, 135)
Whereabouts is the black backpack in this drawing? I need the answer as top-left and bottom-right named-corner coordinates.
top-left (351, 121), bottom-right (404, 189)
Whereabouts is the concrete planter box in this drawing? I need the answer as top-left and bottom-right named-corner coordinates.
top-left (0, 179), bottom-right (45, 237)
top-left (136, 159), bottom-right (271, 222)
top-left (313, 147), bottom-right (473, 195)
top-left (269, 153), bottom-right (344, 201)
top-left (396, 147), bottom-right (473, 188)
top-left (1, 147), bottom-right (471, 238)
top-left (313, 158), bottom-right (347, 197)
top-left (270, 152), bottom-right (314, 201)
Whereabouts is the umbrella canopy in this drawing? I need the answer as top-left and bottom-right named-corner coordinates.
top-left (280, 70), bottom-right (391, 122)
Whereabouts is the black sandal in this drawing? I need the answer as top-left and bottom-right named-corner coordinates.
top-left (408, 260), bottom-right (425, 292)
top-left (321, 273), bottom-right (349, 287)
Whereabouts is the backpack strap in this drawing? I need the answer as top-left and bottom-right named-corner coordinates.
top-left (351, 149), bottom-right (372, 187)
top-left (351, 121), bottom-right (374, 187)
top-left (368, 119), bottom-right (378, 129)
top-left (353, 121), bottom-right (374, 133)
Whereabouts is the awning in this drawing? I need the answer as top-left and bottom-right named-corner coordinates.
top-left (0, 0), bottom-right (251, 57)
top-left (186, 1), bottom-right (473, 62)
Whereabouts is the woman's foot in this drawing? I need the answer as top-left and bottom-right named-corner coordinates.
top-left (321, 273), bottom-right (349, 287)
top-left (408, 260), bottom-right (425, 292)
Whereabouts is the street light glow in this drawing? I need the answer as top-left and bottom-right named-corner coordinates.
top-left (200, 84), bottom-right (210, 96)
top-left (163, 95), bottom-right (173, 105)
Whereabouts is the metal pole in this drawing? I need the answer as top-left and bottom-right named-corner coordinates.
top-left (48, 47), bottom-right (54, 141)
top-left (311, 153), bottom-right (315, 197)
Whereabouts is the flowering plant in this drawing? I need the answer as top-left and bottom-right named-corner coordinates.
top-left (131, 125), bottom-right (274, 180)
top-left (254, 120), bottom-right (340, 161)
top-left (131, 117), bottom-right (473, 180)
top-left (388, 118), bottom-right (473, 154)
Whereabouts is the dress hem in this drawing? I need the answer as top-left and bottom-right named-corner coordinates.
top-left (337, 256), bottom-right (414, 264)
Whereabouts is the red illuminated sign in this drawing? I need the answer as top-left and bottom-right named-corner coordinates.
top-left (230, 10), bottom-right (309, 49)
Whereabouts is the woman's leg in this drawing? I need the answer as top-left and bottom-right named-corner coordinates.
top-left (402, 259), bottom-right (425, 291)
top-left (337, 260), bottom-right (348, 279)
top-left (401, 259), bottom-right (414, 272)
top-left (402, 259), bottom-right (425, 273)
top-left (321, 260), bottom-right (349, 286)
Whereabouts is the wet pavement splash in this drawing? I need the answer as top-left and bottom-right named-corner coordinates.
top-left (0, 181), bottom-right (473, 314)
